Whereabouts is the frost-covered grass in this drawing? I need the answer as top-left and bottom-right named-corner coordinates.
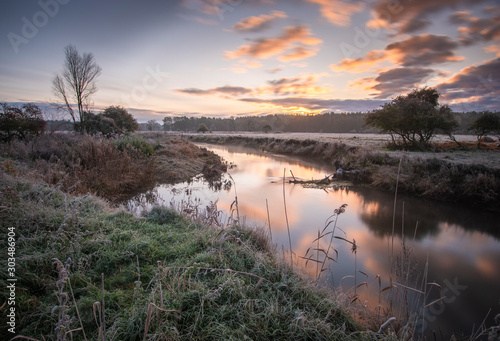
top-left (0, 175), bottom-right (380, 340)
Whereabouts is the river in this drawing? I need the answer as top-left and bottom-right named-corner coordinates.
top-left (128, 143), bottom-right (500, 339)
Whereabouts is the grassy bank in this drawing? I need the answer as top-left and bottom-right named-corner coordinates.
top-left (187, 134), bottom-right (500, 211)
top-left (0, 133), bottom-right (225, 202)
top-left (0, 174), bottom-right (379, 340)
top-left (0, 133), bottom-right (387, 340)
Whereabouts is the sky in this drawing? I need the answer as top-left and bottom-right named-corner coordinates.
top-left (1, 0), bottom-right (499, 122)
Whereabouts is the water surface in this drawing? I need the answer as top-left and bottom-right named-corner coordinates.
top-left (129, 143), bottom-right (500, 339)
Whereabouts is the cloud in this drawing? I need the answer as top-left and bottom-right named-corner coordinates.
top-left (180, 0), bottom-right (277, 20)
top-left (357, 67), bottom-right (436, 99)
top-left (180, 0), bottom-right (220, 16)
top-left (176, 86), bottom-right (253, 96)
top-left (330, 50), bottom-right (388, 73)
top-left (231, 66), bottom-right (248, 74)
top-left (483, 45), bottom-right (500, 57)
top-left (277, 46), bottom-right (318, 62)
top-left (449, 10), bottom-right (500, 45)
top-left (177, 74), bottom-right (331, 98)
top-left (178, 14), bottom-right (220, 25)
top-left (225, 25), bottom-right (322, 62)
top-left (239, 97), bottom-right (386, 111)
top-left (257, 74), bottom-right (332, 95)
top-left (436, 57), bottom-right (500, 110)
top-left (385, 34), bottom-right (464, 66)
top-left (369, 0), bottom-right (489, 34)
top-left (305, 0), bottom-right (364, 26)
top-left (331, 34), bottom-right (463, 74)
top-left (267, 68), bottom-right (282, 74)
top-left (233, 10), bottom-right (287, 32)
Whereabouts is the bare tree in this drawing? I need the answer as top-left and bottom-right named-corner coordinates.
top-left (52, 44), bottom-right (102, 132)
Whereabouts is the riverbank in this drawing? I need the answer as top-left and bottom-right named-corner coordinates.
top-left (0, 133), bottom-right (390, 339)
top-left (186, 132), bottom-right (500, 211)
top-left (0, 133), bottom-right (226, 203)
top-left (0, 169), bottom-right (384, 339)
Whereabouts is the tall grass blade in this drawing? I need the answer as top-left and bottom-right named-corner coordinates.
top-left (266, 198), bottom-right (272, 240)
top-left (283, 168), bottom-right (293, 268)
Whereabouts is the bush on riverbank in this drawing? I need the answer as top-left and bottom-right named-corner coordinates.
top-left (0, 133), bottom-right (227, 202)
top-left (0, 134), bottom-right (157, 202)
top-left (0, 175), bottom-right (371, 340)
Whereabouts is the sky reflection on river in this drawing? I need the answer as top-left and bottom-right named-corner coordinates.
top-left (128, 143), bottom-right (500, 338)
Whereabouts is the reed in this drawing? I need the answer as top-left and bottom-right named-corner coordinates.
top-left (282, 168), bottom-right (294, 268)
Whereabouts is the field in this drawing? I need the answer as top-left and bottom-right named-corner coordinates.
top-left (183, 131), bottom-right (500, 169)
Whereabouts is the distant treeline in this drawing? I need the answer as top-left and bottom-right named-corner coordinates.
top-left (163, 113), bottom-right (369, 133)
top-left (163, 112), bottom-right (490, 134)
top-left (47, 111), bottom-right (493, 135)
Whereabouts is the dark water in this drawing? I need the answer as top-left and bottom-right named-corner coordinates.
top-left (128, 144), bottom-right (500, 339)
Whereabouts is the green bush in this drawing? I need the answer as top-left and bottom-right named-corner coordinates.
top-left (113, 135), bottom-right (154, 156)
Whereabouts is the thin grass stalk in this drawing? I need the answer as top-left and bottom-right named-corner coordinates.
top-left (421, 253), bottom-right (429, 339)
top-left (228, 174), bottom-right (240, 224)
top-left (101, 273), bottom-right (106, 341)
top-left (390, 156), bottom-right (403, 307)
top-left (67, 277), bottom-right (87, 341)
top-left (283, 168), bottom-right (293, 269)
top-left (143, 303), bottom-right (153, 341)
top-left (316, 230), bottom-right (320, 277)
top-left (266, 199), bottom-right (272, 240)
top-left (319, 213), bottom-right (340, 280)
top-left (158, 262), bottom-right (164, 310)
top-left (10, 336), bottom-right (42, 341)
top-left (354, 249), bottom-right (357, 296)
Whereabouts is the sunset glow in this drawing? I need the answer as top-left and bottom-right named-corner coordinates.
top-left (1, 0), bottom-right (499, 121)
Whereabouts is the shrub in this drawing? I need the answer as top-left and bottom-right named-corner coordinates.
top-left (197, 123), bottom-right (210, 133)
top-left (113, 135), bottom-right (154, 156)
top-left (74, 111), bottom-right (121, 137)
top-left (102, 105), bottom-right (139, 133)
top-left (0, 102), bottom-right (46, 143)
top-left (142, 205), bottom-right (178, 224)
top-left (468, 111), bottom-right (500, 149)
top-left (365, 87), bottom-right (457, 150)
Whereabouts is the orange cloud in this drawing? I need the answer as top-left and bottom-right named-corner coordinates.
top-left (385, 34), bottom-right (464, 66)
top-left (225, 25), bottom-right (322, 61)
top-left (351, 67), bottom-right (435, 99)
top-left (331, 50), bottom-right (389, 73)
top-left (349, 77), bottom-right (379, 91)
top-left (306, 0), bottom-right (364, 26)
top-left (278, 46), bottom-right (318, 62)
top-left (233, 10), bottom-right (287, 32)
top-left (450, 9), bottom-right (500, 45)
top-left (331, 34), bottom-right (463, 74)
top-left (436, 57), bottom-right (500, 110)
top-left (484, 44), bottom-right (500, 57)
top-left (177, 74), bottom-right (331, 99)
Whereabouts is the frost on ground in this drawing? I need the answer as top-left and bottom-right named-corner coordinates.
top-left (186, 132), bottom-right (500, 170)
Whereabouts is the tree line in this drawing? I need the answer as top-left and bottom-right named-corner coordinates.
top-left (161, 110), bottom-right (498, 135)
top-left (1, 44), bottom-right (498, 151)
